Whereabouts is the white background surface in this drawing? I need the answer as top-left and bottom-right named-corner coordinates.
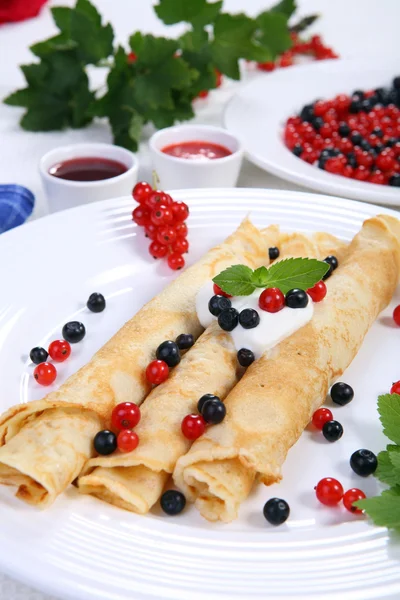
top-left (0, 1), bottom-right (399, 598)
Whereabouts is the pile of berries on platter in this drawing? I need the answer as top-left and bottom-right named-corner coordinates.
top-left (132, 182), bottom-right (190, 271)
top-left (284, 76), bottom-right (400, 187)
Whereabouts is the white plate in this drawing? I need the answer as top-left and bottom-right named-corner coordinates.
top-left (224, 59), bottom-right (400, 206)
top-left (0, 188), bottom-right (400, 600)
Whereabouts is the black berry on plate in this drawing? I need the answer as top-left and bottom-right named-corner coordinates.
top-left (62, 321), bottom-right (86, 343)
top-left (322, 261), bottom-right (333, 281)
top-left (176, 333), bottom-right (194, 350)
top-left (350, 449), bottom-right (378, 477)
top-left (87, 292), bottom-right (106, 313)
top-left (300, 104), bottom-right (314, 122)
top-left (311, 117), bottom-right (324, 131)
top-left (394, 76), bottom-right (400, 90)
top-left (237, 348), bottom-right (255, 367)
top-left (338, 122), bottom-right (350, 137)
top-left (197, 393), bottom-right (219, 414)
top-left (322, 420), bottom-right (344, 442)
top-left (94, 430), bottom-right (117, 455)
top-left (160, 490), bottom-right (186, 515)
top-left (330, 382), bottom-right (354, 406)
top-left (208, 295), bottom-right (231, 317)
top-left (350, 131), bottom-right (362, 145)
top-left (292, 144), bottom-right (303, 157)
top-left (263, 498), bottom-right (290, 525)
top-left (239, 308), bottom-right (260, 329)
top-left (324, 255), bottom-right (338, 271)
top-left (30, 346), bottom-right (49, 365)
top-left (268, 247), bottom-right (280, 260)
top-left (389, 174), bottom-right (400, 187)
top-left (218, 308), bottom-right (239, 331)
top-left (285, 288), bottom-right (308, 309)
top-left (156, 340), bottom-right (181, 367)
top-left (201, 398), bottom-right (226, 424)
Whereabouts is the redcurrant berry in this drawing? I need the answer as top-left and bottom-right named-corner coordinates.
top-left (168, 252), bottom-right (185, 271)
top-left (259, 288), bottom-right (285, 313)
top-left (393, 305), bottom-right (400, 326)
top-left (172, 237), bottom-right (189, 254)
top-left (257, 61), bottom-right (275, 72)
top-left (133, 182), bottom-right (152, 204)
top-left (111, 402), bottom-right (141, 430)
top-left (181, 414), bottom-right (206, 440)
top-left (312, 407), bottom-right (333, 430)
top-left (132, 205), bottom-right (150, 226)
top-left (146, 360), bottom-right (169, 385)
top-left (213, 283), bottom-right (232, 298)
top-left (146, 191), bottom-right (170, 209)
top-left (175, 222), bottom-right (188, 238)
top-left (343, 488), bottom-right (366, 513)
top-left (390, 380), bottom-right (400, 394)
top-left (315, 477), bottom-right (344, 506)
top-left (145, 222), bottom-right (159, 240)
top-left (117, 430), bottom-right (139, 453)
top-left (307, 280), bottom-right (327, 302)
top-left (48, 339), bottom-right (71, 362)
top-left (171, 202), bottom-right (189, 222)
top-left (157, 225), bottom-right (176, 246)
top-left (33, 362), bottom-right (57, 386)
top-left (150, 206), bottom-right (173, 226)
top-left (149, 241), bottom-right (168, 259)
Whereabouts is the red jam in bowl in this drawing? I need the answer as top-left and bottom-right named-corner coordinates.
top-left (49, 157), bottom-right (128, 181)
top-left (162, 140), bottom-right (232, 160)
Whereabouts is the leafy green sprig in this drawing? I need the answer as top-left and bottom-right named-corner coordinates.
top-left (213, 257), bottom-right (330, 296)
top-left (355, 394), bottom-right (400, 531)
top-left (4, 0), bottom-right (317, 151)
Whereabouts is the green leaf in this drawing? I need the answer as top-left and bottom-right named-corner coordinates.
top-left (51, 6), bottom-right (72, 33)
top-left (4, 88), bottom-right (34, 107)
top-left (30, 35), bottom-right (77, 58)
top-left (376, 448), bottom-right (400, 486)
top-left (389, 446), bottom-right (400, 471)
top-left (270, 0), bottom-right (296, 18)
top-left (50, 0), bottom-right (114, 65)
top-left (129, 33), bottom-right (197, 111)
top-left (155, 0), bottom-right (222, 27)
top-left (213, 265), bottom-right (255, 296)
top-left (211, 13), bottom-right (272, 79)
top-left (355, 487), bottom-right (400, 531)
top-left (251, 266), bottom-right (269, 287)
top-left (378, 394), bottom-right (400, 445)
top-left (179, 29), bottom-right (209, 52)
top-left (256, 11), bottom-right (293, 59)
top-left (262, 257), bottom-right (330, 294)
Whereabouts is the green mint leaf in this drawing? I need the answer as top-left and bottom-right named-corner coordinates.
top-left (211, 13), bottom-right (272, 79)
top-left (155, 0), bottom-right (222, 27)
top-left (270, 0), bottom-right (296, 18)
top-left (376, 448), bottom-right (400, 486)
top-left (251, 266), bottom-right (269, 287)
top-left (213, 265), bottom-right (255, 296)
top-left (378, 394), bottom-right (400, 445)
top-left (256, 11), bottom-right (293, 59)
top-left (355, 487), bottom-right (400, 531)
top-left (262, 257), bottom-right (330, 294)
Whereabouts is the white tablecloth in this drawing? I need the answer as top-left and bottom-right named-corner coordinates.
top-left (0, 0), bottom-right (398, 597)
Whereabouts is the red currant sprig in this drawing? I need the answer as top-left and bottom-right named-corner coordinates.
top-left (257, 33), bottom-right (338, 72)
top-left (131, 181), bottom-right (190, 271)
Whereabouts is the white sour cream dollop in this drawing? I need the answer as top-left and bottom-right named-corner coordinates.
top-left (196, 281), bottom-right (313, 359)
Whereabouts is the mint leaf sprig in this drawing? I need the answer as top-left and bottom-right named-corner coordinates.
top-left (212, 257), bottom-right (330, 296)
top-left (355, 394), bottom-right (400, 532)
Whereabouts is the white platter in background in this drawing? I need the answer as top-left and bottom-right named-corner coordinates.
top-left (224, 60), bottom-right (400, 206)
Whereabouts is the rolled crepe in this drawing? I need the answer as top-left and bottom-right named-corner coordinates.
top-left (174, 215), bottom-right (400, 522)
top-left (78, 231), bottom-right (347, 514)
top-left (0, 218), bottom-right (278, 508)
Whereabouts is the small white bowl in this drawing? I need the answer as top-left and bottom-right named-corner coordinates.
top-left (39, 143), bottom-right (138, 213)
top-left (149, 125), bottom-right (244, 189)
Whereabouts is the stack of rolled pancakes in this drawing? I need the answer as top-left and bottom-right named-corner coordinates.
top-left (0, 214), bottom-right (399, 523)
